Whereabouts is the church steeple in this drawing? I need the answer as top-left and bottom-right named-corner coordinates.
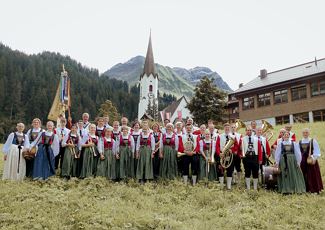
top-left (141, 31), bottom-right (157, 78)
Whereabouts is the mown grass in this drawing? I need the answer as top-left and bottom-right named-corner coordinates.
top-left (0, 123), bottom-right (325, 229)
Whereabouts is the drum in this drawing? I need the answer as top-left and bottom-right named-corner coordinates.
top-left (262, 165), bottom-right (280, 189)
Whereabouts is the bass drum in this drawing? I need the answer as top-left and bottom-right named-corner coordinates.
top-left (262, 165), bottom-right (279, 190)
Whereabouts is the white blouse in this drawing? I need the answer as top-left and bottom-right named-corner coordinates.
top-left (2, 132), bottom-right (30, 155)
top-left (30, 131), bottom-right (60, 156)
top-left (300, 138), bottom-right (321, 160)
top-left (275, 140), bottom-right (302, 165)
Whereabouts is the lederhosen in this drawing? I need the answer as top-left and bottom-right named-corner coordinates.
top-left (243, 136), bottom-right (259, 179)
top-left (183, 134), bottom-right (199, 177)
top-left (12, 133), bottom-right (25, 174)
top-left (152, 132), bottom-right (160, 179)
top-left (26, 129), bottom-right (40, 177)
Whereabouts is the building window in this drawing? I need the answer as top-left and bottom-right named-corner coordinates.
top-left (258, 93), bottom-right (271, 107)
top-left (242, 96), bottom-right (254, 110)
top-left (311, 81), bottom-right (325, 96)
top-left (293, 112), bottom-right (309, 123)
top-left (313, 110), bottom-right (325, 122)
top-left (275, 115), bottom-right (290, 125)
top-left (274, 89), bottom-right (288, 104)
top-left (232, 107), bottom-right (238, 114)
top-left (149, 85), bottom-right (153, 93)
top-left (291, 85), bottom-right (307, 101)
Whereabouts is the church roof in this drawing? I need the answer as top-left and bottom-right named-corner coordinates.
top-left (141, 32), bottom-right (158, 79)
top-left (163, 96), bottom-right (188, 117)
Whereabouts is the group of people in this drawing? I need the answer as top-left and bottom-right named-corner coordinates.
top-left (2, 113), bottom-right (323, 194)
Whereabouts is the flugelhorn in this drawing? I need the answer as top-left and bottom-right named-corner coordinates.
top-left (68, 139), bottom-right (78, 159)
top-left (89, 137), bottom-right (97, 157)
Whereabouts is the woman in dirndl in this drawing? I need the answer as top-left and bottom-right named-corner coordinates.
top-left (299, 128), bottom-right (323, 193)
top-left (275, 131), bottom-right (306, 194)
top-left (116, 126), bottom-right (135, 180)
top-left (136, 125), bottom-right (155, 182)
top-left (2, 123), bottom-right (30, 181)
top-left (80, 124), bottom-right (99, 178)
top-left (198, 130), bottom-right (217, 181)
top-left (61, 124), bottom-right (81, 179)
top-left (32, 121), bottom-right (60, 180)
top-left (159, 123), bottom-right (179, 180)
top-left (97, 128), bottom-right (117, 179)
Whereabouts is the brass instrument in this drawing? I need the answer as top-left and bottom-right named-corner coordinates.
top-left (177, 136), bottom-right (195, 158)
top-left (68, 139), bottom-right (78, 159)
top-left (89, 137), bottom-right (97, 157)
top-left (235, 119), bottom-right (246, 131)
top-left (261, 120), bottom-right (274, 141)
top-left (220, 136), bottom-right (235, 169)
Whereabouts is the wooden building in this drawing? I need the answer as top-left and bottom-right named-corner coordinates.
top-left (227, 58), bottom-right (325, 125)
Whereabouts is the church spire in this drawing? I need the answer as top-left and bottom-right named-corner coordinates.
top-left (141, 30), bottom-right (157, 78)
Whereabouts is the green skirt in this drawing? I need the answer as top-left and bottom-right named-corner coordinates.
top-left (198, 155), bottom-right (217, 181)
top-left (278, 154), bottom-right (306, 194)
top-left (80, 147), bottom-right (94, 178)
top-left (61, 147), bottom-right (78, 177)
top-left (119, 146), bottom-right (134, 179)
top-left (136, 146), bottom-right (153, 180)
top-left (96, 149), bottom-right (116, 179)
top-left (159, 146), bottom-right (178, 179)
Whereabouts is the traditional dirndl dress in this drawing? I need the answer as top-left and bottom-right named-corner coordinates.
top-left (97, 137), bottom-right (116, 179)
top-left (80, 135), bottom-right (98, 179)
top-left (2, 132), bottom-right (28, 181)
top-left (119, 135), bottom-right (134, 179)
top-left (277, 142), bottom-right (306, 194)
top-left (152, 132), bottom-right (161, 180)
top-left (132, 131), bottom-right (140, 178)
top-left (160, 133), bottom-right (178, 179)
top-left (61, 133), bottom-right (80, 178)
top-left (32, 133), bottom-right (57, 180)
top-left (299, 139), bottom-right (323, 193)
top-left (198, 140), bottom-right (217, 181)
top-left (136, 134), bottom-right (154, 180)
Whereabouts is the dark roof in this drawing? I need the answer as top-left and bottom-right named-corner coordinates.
top-left (163, 96), bottom-right (188, 116)
top-left (141, 31), bottom-right (158, 79)
top-left (233, 58), bottom-right (325, 94)
top-left (140, 113), bottom-right (154, 121)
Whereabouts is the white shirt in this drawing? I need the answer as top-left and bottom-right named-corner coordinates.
top-left (136, 133), bottom-right (155, 151)
top-left (160, 132), bottom-right (179, 151)
top-left (62, 132), bottom-right (82, 151)
top-left (300, 138), bottom-right (321, 160)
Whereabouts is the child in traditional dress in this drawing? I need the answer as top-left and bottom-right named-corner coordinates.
top-left (199, 130), bottom-right (217, 181)
top-left (97, 128), bottom-right (117, 180)
top-left (80, 124), bottom-right (99, 178)
top-left (159, 123), bottom-right (179, 180)
top-left (61, 124), bottom-right (81, 179)
top-left (2, 123), bottom-right (30, 181)
top-left (112, 121), bottom-right (121, 141)
top-left (116, 126), bottom-right (135, 180)
top-left (275, 131), bottom-right (306, 194)
top-left (31, 121), bottom-right (60, 180)
top-left (131, 121), bottom-right (141, 176)
top-left (136, 125), bottom-right (155, 183)
top-left (299, 128), bottom-right (323, 193)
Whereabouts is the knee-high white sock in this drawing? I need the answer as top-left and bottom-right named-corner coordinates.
top-left (192, 175), bottom-right (197, 186)
top-left (219, 177), bottom-right (224, 186)
top-left (253, 178), bottom-right (258, 190)
top-left (183, 175), bottom-right (188, 185)
top-left (226, 177), bottom-right (232, 190)
top-left (245, 178), bottom-right (251, 190)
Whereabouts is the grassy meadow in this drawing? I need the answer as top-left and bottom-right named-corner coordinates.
top-left (0, 122), bottom-right (325, 229)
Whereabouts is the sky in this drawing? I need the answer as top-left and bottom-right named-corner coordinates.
top-left (1, 0), bottom-right (325, 90)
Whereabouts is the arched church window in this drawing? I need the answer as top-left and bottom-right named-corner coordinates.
top-left (149, 85), bottom-right (153, 93)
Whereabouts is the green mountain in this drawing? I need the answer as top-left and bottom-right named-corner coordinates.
top-left (103, 56), bottom-right (195, 98)
top-left (103, 56), bottom-right (232, 98)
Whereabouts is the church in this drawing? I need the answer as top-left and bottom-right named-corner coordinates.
top-left (137, 33), bottom-right (191, 123)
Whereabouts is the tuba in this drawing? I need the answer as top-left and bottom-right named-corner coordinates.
top-left (220, 136), bottom-right (235, 169)
top-left (235, 119), bottom-right (246, 131)
top-left (261, 120), bottom-right (274, 141)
